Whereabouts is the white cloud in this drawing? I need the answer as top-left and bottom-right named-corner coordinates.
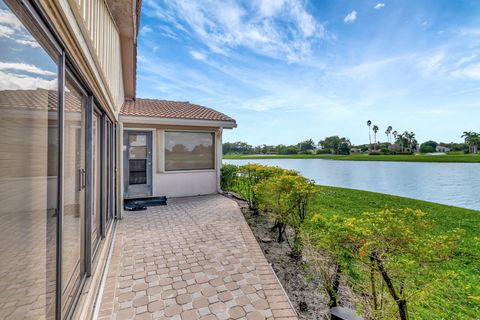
top-left (0, 70), bottom-right (57, 90)
top-left (189, 50), bottom-right (207, 61)
top-left (0, 9), bottom-right (22, 30)
top-left (0, 25), bottom-right (15, 38)
top-left (258, 0), bottom-right (286, 17)
top-left (0, 10), bottom-right (40, 48)
top-left (140, 26), bottom-right (152, 36)
top-left (455, 54), bottom-right (477, 67)
top-left (143, 0), bottom-right (325, 63)
top-left (415, 108), bottom-right (451, 116)
top-left (452, 64), bottom-right (480, 80)
top-left (341, 55), bottom-right (413, 78)
top-left (374, 3), bottom-right (385, 9)
top-left (0, 62), bottom-right (56, 76)
top-left (344, 11), bottom-right (357, 23)
top-left (14, 39), bottom-right (40, 48)
top-left (421, 52), bottom-right (445, 76)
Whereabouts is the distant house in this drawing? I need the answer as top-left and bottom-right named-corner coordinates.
top-left (350, 148), bottom-right (362, 153)
top-left (436, 145), bottom-right (451, 153)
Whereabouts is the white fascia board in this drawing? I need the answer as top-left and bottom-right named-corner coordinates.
top-left (119, 115), bottom-right (237, 129)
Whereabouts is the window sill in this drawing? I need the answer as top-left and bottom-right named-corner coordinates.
top-left (160, 169), bottom-right (216, 174)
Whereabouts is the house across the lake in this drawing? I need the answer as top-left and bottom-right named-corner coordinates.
top-left (436, 145), bottom-right (451, 153)
top-left (0, 0), bottom-right (235, 319)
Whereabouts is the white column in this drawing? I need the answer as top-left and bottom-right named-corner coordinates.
top-left (157, 129), bottom-right (165, 173)
top-left (117, 122), bottom-right (124, 219)
top-left (216, 128), bottom-right (223, 193)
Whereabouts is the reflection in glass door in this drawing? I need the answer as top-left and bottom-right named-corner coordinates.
top-left (62, 76), bottom-right (86, 315)
top-left (0, 2), bottom-right (59, 316)
top-left (92, 112), bottom-right (101, 251)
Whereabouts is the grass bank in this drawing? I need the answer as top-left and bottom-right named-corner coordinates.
top-left (223, 152), bottom-right (480, 163)
top-left (309, 185), bottom-right (480, 318)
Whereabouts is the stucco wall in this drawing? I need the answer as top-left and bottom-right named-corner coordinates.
top-left (123, 125), bottom-right (222, 198)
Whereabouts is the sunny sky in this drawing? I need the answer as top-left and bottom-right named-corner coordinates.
top-left (137, 0), bottom-right (480, 145)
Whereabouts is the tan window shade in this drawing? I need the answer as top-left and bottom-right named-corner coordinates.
top-left (165, 132), bottom-right (215, 171)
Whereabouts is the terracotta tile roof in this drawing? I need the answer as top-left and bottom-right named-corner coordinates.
top-left (121, 98), bottom-right (236, 124)
top-left (0, 89), bottom-right (82, 112)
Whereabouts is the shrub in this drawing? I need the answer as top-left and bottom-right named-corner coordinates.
top-left (220, 164), bottom-right (239, 191)
top-left (420, 140), bottom-right (438, 153)
top-left (305, 208), bottom-right (462, 319)
top-left (238, 164), bottom-right (297, 213)
top-left (254, 174), bottom-right (316, 253)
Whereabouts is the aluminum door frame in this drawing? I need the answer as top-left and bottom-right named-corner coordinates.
top-left (123, 130), bottom-right (153, 198)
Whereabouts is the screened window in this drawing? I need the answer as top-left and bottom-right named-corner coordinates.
top-left (165, 132), bottom-right (215, 171)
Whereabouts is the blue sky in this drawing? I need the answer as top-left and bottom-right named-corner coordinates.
top-left (137, 0), bottom-right (480, 145)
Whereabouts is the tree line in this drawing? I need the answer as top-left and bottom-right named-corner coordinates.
top-left (223, 124), bottom-right (476, 155)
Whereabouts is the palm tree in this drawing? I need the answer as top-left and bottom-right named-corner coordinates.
top-left (367, 120), bottom-right (372, 149)
top-left (387, 126), bottom-right (393, 143)
top-left (462, 131), bottom-right (479, 153)
top-left (372, 125), bottom-right (379, 150)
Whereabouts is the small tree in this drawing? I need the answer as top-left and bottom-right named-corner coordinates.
top-left (254, 174), bottom-right (316, 253)
top-left (306, 208), bottom-right (462, 319)
top-left (419, 140), bottom-right (438, 153)
top-left (297, 139), bottom-right (316, 153)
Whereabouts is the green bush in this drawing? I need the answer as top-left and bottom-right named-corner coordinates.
top-left (305, 208), bottom-right (462, 319)
top-left (254, 174), bottom-right (317, 253)
top-left (220, 164), bottom-right (298, 212)
top-left (220, 164), bottom-right (239, 191)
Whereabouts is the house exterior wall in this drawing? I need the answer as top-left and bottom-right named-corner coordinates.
top-left (122, 123), bottom-right (224, 199)
top-left (38, 0), bottom-right (125, 118)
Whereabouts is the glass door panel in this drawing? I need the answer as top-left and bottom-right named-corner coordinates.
top-left (124, 131), bottom-right (152, 198)
top-left (62, 76), bottom-right (86, 315)
top-left (0, 1), bottom-right (58, 318)
top-left (92, 112), bottom-right (101, 250)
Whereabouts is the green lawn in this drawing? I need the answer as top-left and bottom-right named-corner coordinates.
top-left (223, 152), bottom-right (480, 163)
top-left (309, 185), bottom-right (480, 318)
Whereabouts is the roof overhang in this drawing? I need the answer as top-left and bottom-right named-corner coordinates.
top-left (120, 115), bottom-right (237, 129)
top-left (105, 0), bottom-right (142, 99)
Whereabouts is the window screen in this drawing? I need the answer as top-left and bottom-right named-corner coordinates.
top-left (165, 132), bottom-right (215, 171)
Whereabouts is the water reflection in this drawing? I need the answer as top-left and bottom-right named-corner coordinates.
top-left (225, 159), bottom-right (480, 211)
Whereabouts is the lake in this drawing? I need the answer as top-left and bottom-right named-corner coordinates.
top-left (224, 159), bottom-right (480, 211)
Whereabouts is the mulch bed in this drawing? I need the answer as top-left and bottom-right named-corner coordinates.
top-left (223, 194), bottom-right (327, 319)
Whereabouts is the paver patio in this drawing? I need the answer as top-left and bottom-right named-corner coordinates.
top-left (98, 195), bottom-right (298, 320)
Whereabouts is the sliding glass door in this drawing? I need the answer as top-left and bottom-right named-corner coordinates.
top-left (92, 111), bottom-right (102, 251)
top-left (0, 1), bottom-right (118, 318)
top-left (0, 1), bottom-right (59, 318)
top-left (62, 75), bottom-right (86, 316)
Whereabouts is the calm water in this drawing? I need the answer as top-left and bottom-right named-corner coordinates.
top-left (224, 159), bottom-right (480, 211)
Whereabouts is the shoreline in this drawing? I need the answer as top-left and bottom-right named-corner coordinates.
top-left (223, 153), bottom-right (480, 163)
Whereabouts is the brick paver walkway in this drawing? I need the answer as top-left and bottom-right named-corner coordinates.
top-left (98, 195), bottom-right (297, 320)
